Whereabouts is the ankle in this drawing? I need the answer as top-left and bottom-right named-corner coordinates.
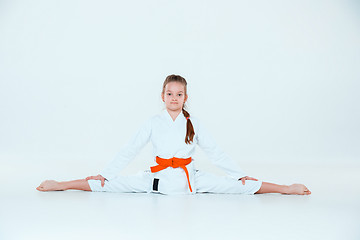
top-left (57, 181), bottom-right (68, 191)
top-left (282, 185), bottom-right (290, 194)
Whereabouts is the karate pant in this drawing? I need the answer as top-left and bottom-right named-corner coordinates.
top-left (88, 170), bottom-right (263, 195)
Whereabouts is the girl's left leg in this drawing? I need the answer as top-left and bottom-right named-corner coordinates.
top-left (194, 170), bottom-right (263, 194)
top-left (194, 170), bottom-right (311, 195)
top-left (255, 182), bottom-right (311, 195)
top-left (36, 179), bottom-right (91, 192)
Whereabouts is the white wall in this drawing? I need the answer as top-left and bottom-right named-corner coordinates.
top-left (1, 0), bottom-right (359, 179)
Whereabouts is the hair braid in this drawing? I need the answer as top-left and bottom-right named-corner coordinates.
top-left (182, 108), bottom-right (195, 144)
top-left (162, 74), bottom-right (195, 144)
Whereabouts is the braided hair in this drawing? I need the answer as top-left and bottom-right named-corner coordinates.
top-left (162, 74), bottom-right (195, 144)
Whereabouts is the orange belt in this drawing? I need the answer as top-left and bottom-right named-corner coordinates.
top-left (150, 156), bottom-right (193, 192)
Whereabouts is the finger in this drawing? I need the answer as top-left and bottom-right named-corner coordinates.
top-left (101, 178), bottom-right (105, 187)
top-left (242, 178), bottom-right (245, 185)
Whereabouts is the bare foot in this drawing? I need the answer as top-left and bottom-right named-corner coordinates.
top-left (36, 180), bottom-right (63, 191)
top-left (285, 184), bottom-right (311, 195)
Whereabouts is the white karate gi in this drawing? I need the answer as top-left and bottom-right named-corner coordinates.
top-left (88, 109), bottom-right (262, 195)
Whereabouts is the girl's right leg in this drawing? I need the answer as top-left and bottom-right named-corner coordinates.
top-left (36, 171), bottom-right (153, 193)
top-left (36, 179), bottom-right (91, 192)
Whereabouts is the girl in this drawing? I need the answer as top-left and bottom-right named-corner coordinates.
top-left (37, 74), bottom-right (311, 195)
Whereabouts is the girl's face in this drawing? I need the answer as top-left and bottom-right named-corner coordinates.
top-left (162, 82), bottom-right (188, 112)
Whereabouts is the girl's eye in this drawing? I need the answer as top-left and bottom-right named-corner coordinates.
top-left (178, 94), bottom-right (182, 96)
top-left (167, 93), bottom-right (171, 96)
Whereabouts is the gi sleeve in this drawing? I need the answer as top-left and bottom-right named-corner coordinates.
top-left (100, 118), bottom-right (152, 180)
top-left (195, 118), bottom-right (247, 180)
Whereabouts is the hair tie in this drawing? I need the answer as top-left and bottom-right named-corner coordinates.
top-left (186, 117), bottom-right (189, 120)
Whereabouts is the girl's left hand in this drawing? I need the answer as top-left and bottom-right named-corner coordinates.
top-left (239, 176), bottom-right (258, 185)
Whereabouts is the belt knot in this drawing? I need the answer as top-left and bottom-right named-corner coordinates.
top-left (150, 156), bottom-right (193, 192)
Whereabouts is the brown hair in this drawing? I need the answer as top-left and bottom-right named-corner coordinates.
top-left (162, 74), bottom-right (195, 144)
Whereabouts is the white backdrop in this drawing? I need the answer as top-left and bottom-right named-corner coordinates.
top-left (1, 0), bottom-right (359, 180)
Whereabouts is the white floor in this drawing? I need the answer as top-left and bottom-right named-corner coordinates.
top-left (1, 163), bottom-right (360, 240)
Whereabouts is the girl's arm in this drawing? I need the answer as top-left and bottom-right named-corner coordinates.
top-left (100, 118), bottom-right (152, 180)
top-left (195, 118), bottom-right (247, 180)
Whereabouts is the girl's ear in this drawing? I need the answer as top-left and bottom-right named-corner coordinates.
top-left (161, 93), bottom-right (165, 102)
top-left (184, 94), bottom-right (188, 102)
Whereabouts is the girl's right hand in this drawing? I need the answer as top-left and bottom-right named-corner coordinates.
top-left (85, 174), bottom-right (107, 187)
